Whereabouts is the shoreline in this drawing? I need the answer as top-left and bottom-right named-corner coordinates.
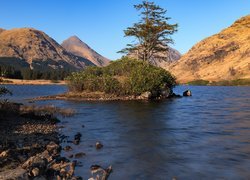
top-left (0, 78), bottom-right (66, 85)
top-left (0, 104), bottom-right (76, 179)
top-left (30, 91), bottom-right (182, 102)
top-left (0, 103), bottom-right (112, 179)
top-left (1, 78), bottom-right (250, 86)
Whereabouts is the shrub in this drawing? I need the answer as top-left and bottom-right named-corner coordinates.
top-left (66, 57), bottom-right (176, 97)
top-left (188, 79), bottom-right (210, 86)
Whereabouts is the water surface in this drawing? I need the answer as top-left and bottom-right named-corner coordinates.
top-left (3, 85), bottom-right (250, 179)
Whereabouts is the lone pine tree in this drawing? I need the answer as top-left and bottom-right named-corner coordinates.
top-left (120, 1), bottom-right (178, 62)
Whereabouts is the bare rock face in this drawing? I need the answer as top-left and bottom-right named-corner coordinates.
top-left (62, 36), bottom-right (110, 67)
top-left (168, 15), bottom-right (250, 83)
top-left (0, 28), bottom-right (94, 70)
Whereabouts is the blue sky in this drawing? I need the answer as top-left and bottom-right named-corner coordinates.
top-left (0, 0), bottom-right (249, 60)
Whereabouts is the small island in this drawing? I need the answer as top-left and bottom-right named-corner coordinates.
top-left (36, 57), bottom-right (177, 101)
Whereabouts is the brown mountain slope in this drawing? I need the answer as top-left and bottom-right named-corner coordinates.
top-left (62, 36), bottom-right (110, 67)
top-left (0, 28), bottom-right (5, 34)
top-left (0, 28), bottom-right (94, 70)
top-left (167, 15), bottom-right (250, 83)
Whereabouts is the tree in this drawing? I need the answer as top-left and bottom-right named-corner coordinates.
top-left (120, 1), bottom-right (178, 62)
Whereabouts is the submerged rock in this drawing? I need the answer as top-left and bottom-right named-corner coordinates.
top-left (75, 152), bottom-right (86, 158)
top-left (89, 165), bottom-right (112, 180)
top-left (63, 145), bottom-right (73, 151)
top-left (169, 93), bottom-right (182, 98)
top-left (95, 142), bottom-right (103, 150)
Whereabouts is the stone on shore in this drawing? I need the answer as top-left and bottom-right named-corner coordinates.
top-left (183, 90), bottom-right (192, 96)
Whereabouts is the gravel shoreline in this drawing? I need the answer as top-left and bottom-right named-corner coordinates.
top-left (0, 106), bottom-right (77, 179)
top-left (0, 103), bottom-right (112, 180)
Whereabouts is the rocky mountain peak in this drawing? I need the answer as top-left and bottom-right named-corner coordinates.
top-left (62, 36), bottom-right (110, 67)
top-left (0, 28), bottom-right (94, 70)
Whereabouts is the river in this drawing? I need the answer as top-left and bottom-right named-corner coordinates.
top-left (3, 85), bottom-right (250, 179)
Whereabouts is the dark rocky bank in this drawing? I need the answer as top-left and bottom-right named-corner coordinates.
top-left (0, 103), bottom-right (112, 180)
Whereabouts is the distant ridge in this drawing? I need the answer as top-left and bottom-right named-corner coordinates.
top-left (0, 28), bottom-right (94, 70)
top-left (62, 36), bottom-right (110, 67)
top-left (128, 46), bottom-right (181, 68)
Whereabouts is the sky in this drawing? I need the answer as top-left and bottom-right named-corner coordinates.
top-left (0, 0), bottom-right (249, 60)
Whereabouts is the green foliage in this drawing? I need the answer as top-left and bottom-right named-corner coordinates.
top-left (119, 1), bottom-right (178, 61)
top-left (0, 64), bottom-right (71, 80)
top-left (210, 79), bottom-right (250, 86)
top-left (188, 80), bottom-right (210, 86)
top-left (66, 57), bottom-right (176, 96)
top-left (187, 79), bottom-right (250, 86)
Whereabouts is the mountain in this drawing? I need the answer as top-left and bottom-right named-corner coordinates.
top-left (0, 28), bottom-right (94, 71)
top-left (62, 36), bottom-right (110, 67)
top-left (128, 46), bottom-right (181, 67)
top-left (167, 15), bottom-right (250, 83)
top-left (0, 28), bottom-right (5, 34)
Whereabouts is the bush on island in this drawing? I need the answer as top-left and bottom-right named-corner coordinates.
top-left (66, 57), bottom-right (176, 99)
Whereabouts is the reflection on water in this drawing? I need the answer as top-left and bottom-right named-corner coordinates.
top-left (3, 85), bottom-right (250, 179)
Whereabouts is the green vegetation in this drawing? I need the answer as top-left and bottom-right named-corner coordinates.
top-left (0, 65), bottom-right (71, 80)
top-left (120, 1), bottom-right (177, 61)
top-left (210, 79), bottom-right (250, 86)
top-left (188, 79), bottom-right (210, 86)
top-left (0, 57), bottom-right (73, 80)
top-left (66, 57), bottom-right (176, 97)
top-left (187, 79), bottom-right (250, 86)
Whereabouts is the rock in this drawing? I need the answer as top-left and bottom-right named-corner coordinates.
top-left (103, 165), bottom-right (113, 179)
top-left (169, 93), bottom-right (182, 98)
top-left (75, 152), bottom-right (86, 158)
top-left (0, 167), bottom-right (28, 180)
top-left (32, 143), bottom-right (40, 148)
top-left (33, 176), bottom-right (47, 180)
top-left (63, 145), bottom-right (73, 151)
top-left (68, 154), bottom-right (74, 158)
top-left (140, 91), bottom-right (152, 99)
top-left (54, 156), bottom-right (69, 163)
top-left (183, 90), bottom-right (192, 96)
top-left (73, 132), bottom-right (82, 145)
top-left (46, 141), bottom-right (61, 155)
top-left (60, 168), bottom-right (67, 177)
top-left (68, 161), bottom-right (76, 177)
top-left (160, 88), bottom-right (171, 98)
top-left (73, 139), bottom-right (80, 145)
top-left (31, 167), bottom-right (40, 177)
top-left (72, 176), bottom-right (83, 180)
top-left (40, 150), bottom-right (50, 160)
top-left (90, 165), bottom-right (103, 174)
top-left (89, 165), bottom-right (112, 180)
top-left (95, 142), bottom-right (103, 150)
top-left (0, 150), bottom-right (9, 158)
top-left (74, 132), bottom-right (82, 140)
